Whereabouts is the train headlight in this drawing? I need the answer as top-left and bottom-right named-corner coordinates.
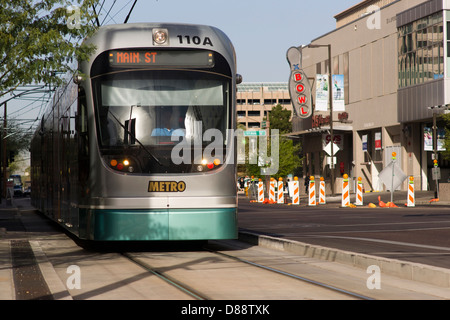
top-left (153, 29), bottom-right (168, 45)
top-left (123, 159), bottom-right (130, 166)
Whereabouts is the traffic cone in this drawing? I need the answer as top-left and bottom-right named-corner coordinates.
top-left (378, 196), bottom-right (387, 207)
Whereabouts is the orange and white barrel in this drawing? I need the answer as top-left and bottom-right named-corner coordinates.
top-left (341, 174), bottom-right (350, 207)
top-left (319, 177), bottom-right (326, 204)
top-left (277, 178), bottom-right (284, 204)
top-left (292, 177), bottom-right (300, 205)
top-left (308, 176), bottom-right (316, 206)
top-left (269, 178), bottom-right (276, 203)
top-left (356, 177), bottom-right (363, 206)
top-left (407, 176), bottom-right (415, 207)
top-left (258, 179), bottom-right (264, 203)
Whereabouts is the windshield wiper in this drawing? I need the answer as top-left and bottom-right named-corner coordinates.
top-left (107, 109), bottom-right (162, 166)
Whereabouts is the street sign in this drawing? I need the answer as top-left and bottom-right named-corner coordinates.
top-left (378, 161), bottom-right (407, 191)
top-left (326, 156), bottom-right (336, 168)
top-left (432, 167), bottom-right (441, 180)
top-left (286, 46), bottom-right (312, 119)
top-left (244, 130), bottom-right (266, 137)
top-left (324, 141), bottom-right (340, 156)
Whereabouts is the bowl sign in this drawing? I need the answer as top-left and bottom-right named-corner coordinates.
top-left (286, 46), bottom-right (312, 118)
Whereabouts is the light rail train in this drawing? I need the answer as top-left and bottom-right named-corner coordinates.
top-left (30, 23), bottom-right (239, 241)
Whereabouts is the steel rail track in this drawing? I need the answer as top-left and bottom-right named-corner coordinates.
top-left (204, 247), bottom-right (374, 301)
top-left (122, 246), bottom-right (374, 300)
top-left (122, 252), bottom-right (210, 300)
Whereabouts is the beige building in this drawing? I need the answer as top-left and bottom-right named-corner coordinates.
top-left (291, 0), bottom-right (449, 193)
top-left (236, 83), bottom-right (292, 130)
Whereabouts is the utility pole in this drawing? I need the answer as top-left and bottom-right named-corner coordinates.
top-left (327, 44), bottom-right (335, 197)
top-left (2, 101), bottom-right (6, 200)
top-left (308, 44), bottom-right (335, 196)
top-left (428, 105), bottom-right (445, 199)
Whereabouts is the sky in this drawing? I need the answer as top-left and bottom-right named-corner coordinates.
top-left (7, 0), bottom-right (361, 131)
top-left (129, 0), bottom-right (360, 82)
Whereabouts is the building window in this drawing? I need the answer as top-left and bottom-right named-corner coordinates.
top-left (264, 99), bottom-right (276, 105)
top-left (398, 12), bottom-right (443, 88)
top-left (247, 99), bottom-right (260, 105)
top-left (278, 99), bottom-right (291, 104)
top-left (247, 111), bottom-right (261, 117)
top-left (247, 122), bottom-right (260, 128)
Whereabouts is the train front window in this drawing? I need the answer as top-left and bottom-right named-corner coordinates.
top-left (92, 70), bottom-right (231, 174)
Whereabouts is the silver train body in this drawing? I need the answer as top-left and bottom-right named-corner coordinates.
top-left (30, 23), bottom-right (239, 241)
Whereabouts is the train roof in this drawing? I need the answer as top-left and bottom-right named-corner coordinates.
top-left (81, 23), bottom-right (236, 77)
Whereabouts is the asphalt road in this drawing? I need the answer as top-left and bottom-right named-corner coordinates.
top-left (237, 192), bottom-right (450, 270)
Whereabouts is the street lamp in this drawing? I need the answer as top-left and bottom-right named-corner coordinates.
top-left (307, 44), bottom-right (335, 196)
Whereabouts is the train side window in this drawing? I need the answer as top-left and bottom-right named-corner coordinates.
top-left (77, 86), bottom-right (90, 182)
top-left (78, 88), bottom-right (88, 134)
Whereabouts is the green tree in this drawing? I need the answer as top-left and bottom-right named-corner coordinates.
top-left (0, 0), bottom-right (97, 98)
top-left (4, 120), bottom-right (31, 164)
top-left (240, 104), bottom-right (302, 179)
top-left (268, 104), bottom-right (292, 134)
top-left (268, 104), bottom-right (302, 178)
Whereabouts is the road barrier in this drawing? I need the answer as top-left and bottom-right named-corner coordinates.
top-left (292, 177), bottom-right (300, 205)
top-left (319, 177), bottom-right (326, 204)
top-left (269, 178), bottom-right (276, 203)
top-left (308, 176), bottom-right (316, 206)
top-left (278, 177), bottom-right (284, 204)
top-left (407, 176), bottom-right (415, 207)
top-left (258, 179), bottom-right (264, 203)
top-left (356, 177), bottom-right (363, 206)
top-left (341, 174), bottom-right (350, 207)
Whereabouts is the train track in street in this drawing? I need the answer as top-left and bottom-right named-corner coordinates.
top-left (202, 244), bottom-right (373, 300)
top-left (121, 241), bottom-right (372, 301)
top-left (122, 251), bottom-right (210, 300)
top-left (5, 199), bottom-right (450, 304)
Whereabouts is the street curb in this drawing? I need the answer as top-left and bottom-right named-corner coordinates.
top-left (238, 231), bottom-right (450, 288)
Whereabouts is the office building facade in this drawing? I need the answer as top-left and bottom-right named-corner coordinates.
top-left (236, 83), bottom-right (292, 130)
top-left (293, 0), bottom-right (449, 192)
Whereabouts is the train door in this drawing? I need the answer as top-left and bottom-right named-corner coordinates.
top-left (60, 106), bottom-right (71, 228)
top-left (76, 87), bottom-right (89, 237)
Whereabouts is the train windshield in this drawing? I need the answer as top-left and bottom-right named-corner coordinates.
top-left (92, 69), bottom-right (231, 174)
